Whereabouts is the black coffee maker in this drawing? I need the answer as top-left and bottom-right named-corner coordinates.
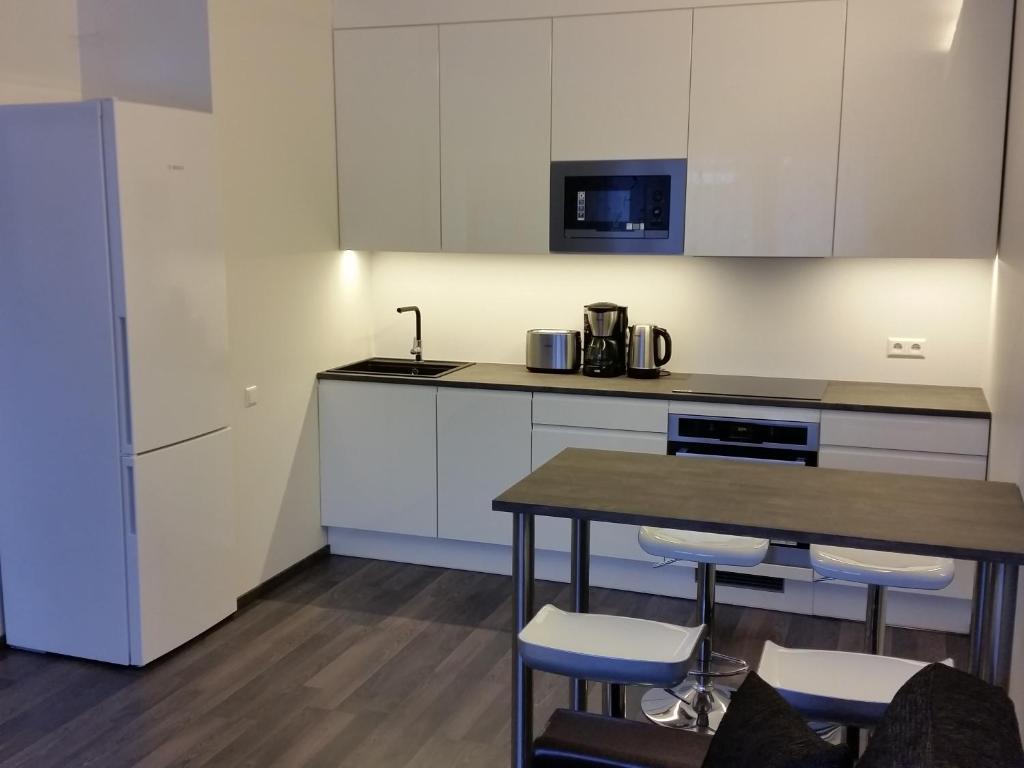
top-left (583, 302), bottom-right (628, 377)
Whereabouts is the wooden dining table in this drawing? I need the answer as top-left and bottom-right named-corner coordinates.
top-left (493, 447), bottom-right (1024, 768)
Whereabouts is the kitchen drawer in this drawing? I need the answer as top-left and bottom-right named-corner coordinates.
top-left (532, 394), bottom-right (668, 433)
top-left (820, 411), bottom-right (989, 456)
top-left (819, 446), bottom-right (987, 480)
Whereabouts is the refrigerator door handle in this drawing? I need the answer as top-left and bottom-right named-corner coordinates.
top-left (121, 459), bottom-right (137, 535)
top-left (115, 315), bottom-right (134, 453)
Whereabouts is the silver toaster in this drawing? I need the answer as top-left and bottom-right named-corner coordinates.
top-left (526, 330), bottom-right (581, 374)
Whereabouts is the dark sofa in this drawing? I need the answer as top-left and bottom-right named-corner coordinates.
top-left (533, 664), bottom-right (1024, 768)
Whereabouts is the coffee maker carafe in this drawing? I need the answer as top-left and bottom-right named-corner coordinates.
top-left (583, 302), bottom-right (628, 377)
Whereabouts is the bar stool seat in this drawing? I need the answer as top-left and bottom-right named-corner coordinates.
top-left (519, 604), bottom-right (706, 687)
top-left (810, 546), bottom-right (955, 590)
top-left (758, 640), bottom-right (954, 728)
top-left (639, 528), bottom-right (769, 567)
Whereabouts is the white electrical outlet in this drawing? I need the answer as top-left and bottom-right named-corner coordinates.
top-left (887, 337), bottom-right (927, 359)
top-left (244, 385), bottom-right (259, 407)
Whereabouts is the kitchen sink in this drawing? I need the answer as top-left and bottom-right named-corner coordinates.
top-left (327, 357), bottom-right (473, 378)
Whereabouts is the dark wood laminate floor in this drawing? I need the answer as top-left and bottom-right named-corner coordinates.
top-left (0, 556), bottom-right (967, 767)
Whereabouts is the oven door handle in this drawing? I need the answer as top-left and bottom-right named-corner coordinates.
top-left (674, 449), bottom-right (806, 467)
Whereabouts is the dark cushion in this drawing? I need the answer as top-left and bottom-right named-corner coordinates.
top-left (534, 708), bottom-right (713, 768)
top-left (857, 663), bottom-right (1024, 768)
top-left (700, 673), bottom-right (853, 768)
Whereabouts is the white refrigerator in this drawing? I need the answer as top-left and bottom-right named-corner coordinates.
top-left (0, 99), bottom-right (236, 665)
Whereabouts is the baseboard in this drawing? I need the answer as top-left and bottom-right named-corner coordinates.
top-left (236, 545), bottom-right (330, 608)
top-left (326, 528), bottom-right (970, 633)
top-left (326, 528), bottom-right (815, 615)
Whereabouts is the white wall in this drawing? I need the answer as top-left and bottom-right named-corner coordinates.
top-left (990, 1), bottom-right (1024, 727)
top-left (0, 0), bottom-right (81, 103)
top-left (79, 0), bottom-right (213, 112)
top-left (369, 252), bottom-right (992, 387)
top-left (208, 0), bottom-right (372, 593)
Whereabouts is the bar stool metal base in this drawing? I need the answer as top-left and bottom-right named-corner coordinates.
top-left (641, 559), bottom-right (751, 733)
top-left (641, 681), bottom-right (733, 733)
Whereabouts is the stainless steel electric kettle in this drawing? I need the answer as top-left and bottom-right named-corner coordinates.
top-left (627, 324), bottom-right (672, 378)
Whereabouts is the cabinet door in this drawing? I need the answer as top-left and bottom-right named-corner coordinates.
top-left (685, 1), bottom-right (845, 257)
top-left (437, 389), bottom-right (532, 546)
top-left (552, 10), bottom-right (691, 161)
top-left (531, 426), bottom-right (667, 559)
top-left (319, 381), bottom-right (437, 537)
top-left (819, 446), bottom-right (987, 482)
top-left (130, 428), bottom-right (236, 665)
top-left (334, 26), bottom-right (441, 251)
top-left (114, 102), bottom-right (230, 454)
top-left (440, 19), bottom-right (551, 254)
top-left (834, 0), bottom-right (1012, 258)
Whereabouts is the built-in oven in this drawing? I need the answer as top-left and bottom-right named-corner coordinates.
top-left (549, 159), bottom-right (686, 254)
top-left (667, 413), bottom-right (820, 589)
top-left (669, 413), bottom-right (819, 466)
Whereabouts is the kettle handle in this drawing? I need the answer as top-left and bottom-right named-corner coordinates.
top-left (655, 327), bottom-right (672, 368)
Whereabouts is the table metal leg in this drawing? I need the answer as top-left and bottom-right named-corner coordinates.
top-left (969, 562), bottom-right (995, 678)
top-left (863, 584), bottom-right (887, 655)
top-left (603, 683), bottom-right (626, 718)
top-left (988, 563), bottom-right (1018, 689)
top-left (512, 512), bottom-right (536, 768)
top-left (570, 519), bottom-right (591, 712)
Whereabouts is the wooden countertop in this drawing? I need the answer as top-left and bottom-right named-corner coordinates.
top-left (493, 448), bottom-right (1024, 564)
top-left (317, 362), bottom-right (990, 419)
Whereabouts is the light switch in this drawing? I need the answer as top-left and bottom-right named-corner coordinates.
top-left (244, 385), bottom-right (259, 407)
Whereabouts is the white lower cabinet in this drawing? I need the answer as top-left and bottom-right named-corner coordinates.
top-left (531, 424), bottom-right (667, 559)
top-left (818, 445), bottom-right (981, 604)
top-left (318, 381), bottom-right (989, 633)
top-left (816, 412), bottom-right (990, 631)
top-left (437, 389), bottom-right (532, 546)
top-left (319, 380), bottom-right (438, 537)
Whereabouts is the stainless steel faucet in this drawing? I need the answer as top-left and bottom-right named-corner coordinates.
top-left (396, 306), bottom-right (422, 361)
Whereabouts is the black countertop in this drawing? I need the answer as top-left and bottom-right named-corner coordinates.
top-left (317, 362), bottom-right (991, 419)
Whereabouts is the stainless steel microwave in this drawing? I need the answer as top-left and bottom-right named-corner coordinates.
top-left (549, 159), bottom-right (686, 254)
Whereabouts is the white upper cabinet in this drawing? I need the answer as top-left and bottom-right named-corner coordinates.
top-left (440, 19), bottom-right (552, 254)
top-left (334, 26), bottom-right (441, 252)
top-left (685, 1), bottom-right (845, 257)
top-left (551, 10), bottom-right (692, 161)
top-left (834, 0), bottom-right (1012, 259)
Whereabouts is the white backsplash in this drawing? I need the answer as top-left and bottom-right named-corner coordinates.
top-left (368, 251), bottom-right (993, 388)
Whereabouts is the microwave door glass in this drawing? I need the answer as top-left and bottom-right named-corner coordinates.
top-left (588, 189), bottom-right (631, 227)
top-left (563, 175), bottom-right (670, 239)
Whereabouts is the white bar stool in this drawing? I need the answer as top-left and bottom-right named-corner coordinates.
top-left (518, 604), bottom-right (706, 716)
top-left (637, 527), bottom-right (769, 733)
top-left (809, 545), bottom-right (955, 655)
top-left (758, 641), bottom-right (953, 728)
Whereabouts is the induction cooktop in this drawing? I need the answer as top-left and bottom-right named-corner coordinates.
top-left (672, 374), bottom-right (828, 402)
